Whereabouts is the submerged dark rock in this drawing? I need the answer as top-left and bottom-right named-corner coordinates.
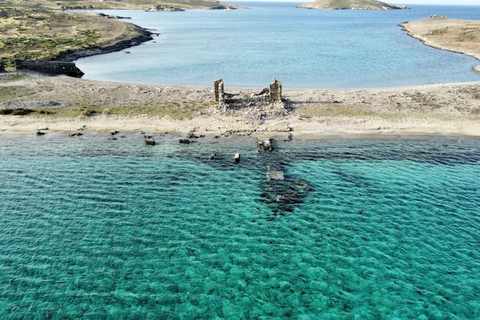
top-left (256, 142), bottom-right (312, 217)
top-left (145, 139), bottom-right (156, 146)
top-left (256, 137), bottom-right (275, 151)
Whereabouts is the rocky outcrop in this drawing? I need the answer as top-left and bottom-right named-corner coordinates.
top-left (256, 138), bottom-right (275, 151)
top-left (256, 143), bottom-right (312, 217)
top-left (15, 60), bottom-right (84, 77)
top-left (145, 138), bottom-right (156, 145)
top-left (146, 6), bottom-right (185, 12)
top-left (55, 25), bottom-right (153, 62)
top-left (98, 13), bottom-right (132, 19)
top-left (297, 0), bottom-right (408, 10)
top-left (179, 138), bottom-right (190, 144)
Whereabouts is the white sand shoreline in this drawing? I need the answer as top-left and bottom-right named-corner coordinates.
top-left (1, 73), bottom-right (480, 138)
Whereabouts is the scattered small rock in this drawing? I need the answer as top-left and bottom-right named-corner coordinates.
top-left (145, 139), bottom-right (156, 146)
top-left (256, 137), bottom-right (274, 151)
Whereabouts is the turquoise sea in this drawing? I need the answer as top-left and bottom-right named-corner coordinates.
top-left (76, 2), bottom-right (480, 88)
top-left (1, 133), bottom-right (480, 318)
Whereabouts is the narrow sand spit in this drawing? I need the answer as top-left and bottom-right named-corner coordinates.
top-left (1, 72), bottom-right (479, 137)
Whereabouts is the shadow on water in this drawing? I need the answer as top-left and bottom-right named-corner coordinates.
top-left (255, 139), bottom-right (313, 219)
top-left (162, 137), bottom-right (314, 219)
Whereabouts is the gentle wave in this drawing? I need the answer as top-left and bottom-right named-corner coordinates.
top-left (1, 134), bottom-right (479, 318)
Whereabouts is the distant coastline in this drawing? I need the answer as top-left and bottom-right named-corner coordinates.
top-left (297, 0), bottom-right (408, 10)
top-left (57, 24), bottom-right (153, 62)
top-left (402, 16), bottom-right (480, 73)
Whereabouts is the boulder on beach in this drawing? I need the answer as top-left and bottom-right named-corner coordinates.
top-left (256, 138), bottom-right (274, 151)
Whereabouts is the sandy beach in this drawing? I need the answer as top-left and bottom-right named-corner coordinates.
top-left (2, 13), bottom-right (480, 139)
top-left (1, 71), bottom-right (479, 138)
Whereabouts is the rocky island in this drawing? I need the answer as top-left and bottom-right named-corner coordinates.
top-left (297, 0), bottom-right (408, 10)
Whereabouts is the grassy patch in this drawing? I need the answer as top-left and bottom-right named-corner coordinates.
top-left (458, 30), bottom-right (476, 41)
top-left (2, 30), bottom-right (100, 60)
top-left (0, 1), bottom-right (143, 61)
top-left (0, 86), bottom-right (32, 100)
top-left (104, 102), bottom-right (211, 119)
top-left (0, 108), bottom-right (35, 115)
top-left (297, 103), bottom-right (377, 118)
top-left (427, 27), bottom-right (448, 36)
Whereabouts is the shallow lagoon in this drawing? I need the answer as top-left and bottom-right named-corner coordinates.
top-left (76, 2), bottom-right (480, 88)
top-left (1, 134), bottom-right (479, 318)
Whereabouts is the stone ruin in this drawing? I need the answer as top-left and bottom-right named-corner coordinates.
top-left (214, 78), bottom-right (225, 104)
top-left (269, 78), bottom-right (282, 102)
top-left (213, 78), bottom-right (286, 116)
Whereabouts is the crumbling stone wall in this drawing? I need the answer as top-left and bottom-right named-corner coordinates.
top-left (269, 78), bottom-right (282, 102)
top-left (214, 79), bottom-right (225, 104)
top-left (15, 60), bottom-right (84, 77)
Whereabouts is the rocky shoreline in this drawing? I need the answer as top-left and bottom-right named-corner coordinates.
top-left (1, 72), bottom-right (480, 137)
top-left (402, 17), bottom-right (480, 73)
top-left (56, 24), bottom-right (153, 63)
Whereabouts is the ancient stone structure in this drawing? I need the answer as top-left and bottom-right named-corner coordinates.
top-left (269, 78), bottom-right (282, 102)
top-left (145, 138), bottom-right (156, 146)
top-left (0, 58), bottom-right (5, 73)
top-left (15, 60), bottom-right (84, 77)
top-left (179, 138), bottom-right (190, 144)
top-left (256, 137), bottom-right (274, 151)
top-left (214, 79), bottom-right (225, 104)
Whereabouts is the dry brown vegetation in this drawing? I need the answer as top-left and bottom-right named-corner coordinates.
top-left (403, 18), bottom-right (480, 71)
top-left (0, 0), bottom-right (237, 63)
top-left (49, 0), bottom-right (237, 10)
top-left (0, 1), bottom-right (148, 62)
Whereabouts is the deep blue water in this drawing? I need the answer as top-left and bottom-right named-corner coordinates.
top-left (75, 2), bottom-right (480, 88)
top-left (1, 133), bottom-right (480, 318)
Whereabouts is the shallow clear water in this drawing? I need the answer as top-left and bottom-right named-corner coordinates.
top-left (1, 134), bottom-right (480, 318)
top-left (75, 2), bottom-right (480, 88)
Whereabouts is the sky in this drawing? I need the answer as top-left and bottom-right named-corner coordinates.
top-left (250, 0), bottom-right (480, 5)
top-left (399, 0), bottom-right (479, 4)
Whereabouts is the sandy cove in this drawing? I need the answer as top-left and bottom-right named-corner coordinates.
top-left (1, 72), bottom-right (479, 138)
